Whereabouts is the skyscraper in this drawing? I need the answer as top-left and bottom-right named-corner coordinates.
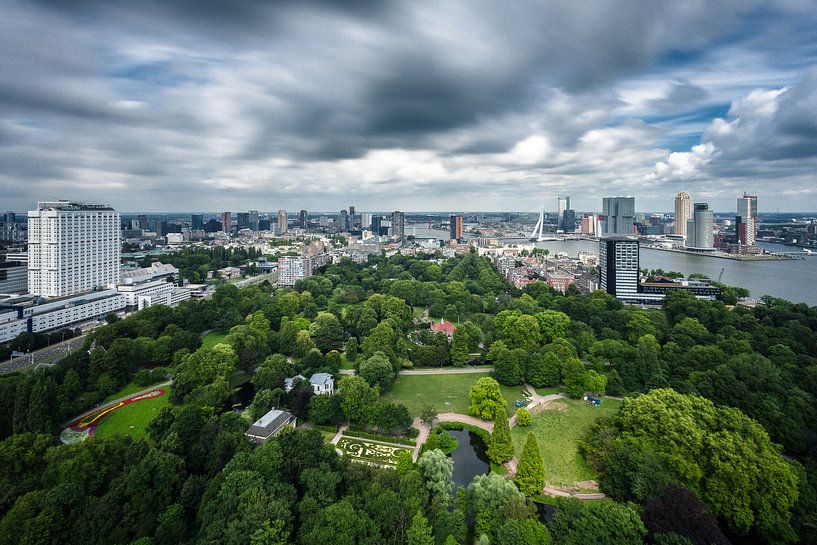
top-left (601, 196), bottom-right (635, 237)
top-left (449, 214), bottom-right (463, 241)
top-left (221, 211), bottom-right (232, 234)
top-left (360, 212), bottom-right (372, 231)
top-left (392, 211), bottom-right (405, 241)
top-left (685, 203), bottom-right (714, 249)
top-left (27, 201), bottom-right (121, 297)
top-left (278, 210), bottom-right (288, 234)
top-left (191, 214), bottom-right (203, 230)
top-left (248, 210), bottom-right (259, 231)
top-left (557, 196), bottom-right (570, 230)
top-left (348, 206), bottom-right (355, 227)
top-left (674, 192), bottom-right (692, 237)
top-left (561, 209), bottom-right (576, 232)
top-left (237, 212), bottom-right (250, 230)
top-left (736, 193), bottom-right (758, 246)
top-left (599, 238), bottom-right (639, 300)
top-left (299, 209), bottom-right (308, 229)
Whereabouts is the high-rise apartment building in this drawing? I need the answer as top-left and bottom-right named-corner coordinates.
top-left (278, 210), bottom-right (288, 234)
top-left (27, 201), bottom-right (120, 297)
top-left (674, 192), bottom-right (692, 237)
top-left (736, 193), bottom-right (758, 246)
top-left (449, 214), bottom-right (463, 241)
top-left (299, 209), bottom-right (308, 229)
top-left (601, 197), bottom-right (635, 237)
top-left (599, 238), bottom-right (639, 300)
top-left (221, 211), bottom-right (232, 234)
top-left (685, 203), bottom-right (714, 250)
top-left (392, 211), bottom-right (405, 241)
top-left (580, 214), bottom-right (596, 236)
top-left (360, 212), bottom-right (372, 231)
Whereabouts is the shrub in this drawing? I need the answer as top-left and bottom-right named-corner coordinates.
top-left (516, 407), bottom-right (532, 426)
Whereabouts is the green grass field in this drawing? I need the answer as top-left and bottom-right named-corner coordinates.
top-left (94, 392), bottom-right (171, 440)
top-left (380, 372), bottom-right (528, 417)
top-left (340, 353), bottom-right (356, 370)
top-left (511, 397), bottom-right (622, 487)
top-left (102, 381), bottom-right (159, 403)
top-left (201, 331), bottom-right (228, 349)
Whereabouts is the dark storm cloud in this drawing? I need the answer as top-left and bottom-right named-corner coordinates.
top-left (2, 0), bottom-right (817, 211)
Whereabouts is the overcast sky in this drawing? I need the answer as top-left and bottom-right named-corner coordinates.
top-left (2, 1), bottom-right (817, 213)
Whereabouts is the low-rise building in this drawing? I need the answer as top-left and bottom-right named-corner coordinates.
top-left (546, 271), bottom-right (575, 293)
top-left (116, 263), bottom-right (191, 309)
top-left (245, 408), bottom-right (297, 444)
top-left (284, 373), bottom-right (335, 395)
top-left (0, 289), bottom-right (126, 343)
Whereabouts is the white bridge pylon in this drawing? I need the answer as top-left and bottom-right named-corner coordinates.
top-left (529, 203), bottom-right (546, 241)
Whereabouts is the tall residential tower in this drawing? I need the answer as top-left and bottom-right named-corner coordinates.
top-left (674, 192), bottom-right (692, 237)
top-left (736, 193), bottom-right (758, 246)
top-left (27, 201), bottom-right (120, 297)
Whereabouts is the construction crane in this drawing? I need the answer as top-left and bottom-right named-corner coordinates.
top-left (717, 267), bottom-right (725, 283)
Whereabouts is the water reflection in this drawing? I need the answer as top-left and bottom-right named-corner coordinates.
top-left (448, 429), bottom-right (490, 491)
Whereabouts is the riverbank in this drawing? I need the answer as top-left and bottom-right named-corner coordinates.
top-left (642, 244), bottom-right (795, 261)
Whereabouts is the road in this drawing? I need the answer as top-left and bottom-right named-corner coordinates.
top-left (0, 334), bottom-right (90, 375)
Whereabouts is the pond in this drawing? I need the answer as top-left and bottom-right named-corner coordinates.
top-left (448, 429), bottom-right (490, 491)
top-left (534, 501), bottom-right (557, 523)
top-left (225, 381), bottom-right (255, 413)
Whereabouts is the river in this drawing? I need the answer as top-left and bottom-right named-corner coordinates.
top-left (530, 239), bottom-right (817, 306)
top-left (407, 224), bottom-right (817, 305)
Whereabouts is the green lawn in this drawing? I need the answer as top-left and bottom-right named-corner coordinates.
top-left (412, 306), bottom-right (427, 318)
top-left (380, 372), bottom-right (528, 417)
top-left (102, 380), bottom-right (166, 403)
top-left (201, 331), bottom-right (228, 349)
top-left (340, 353), bottom-right (356, 370)
top-left (511, 397), bottom-right (622, 487)
top-left (94, 392), bottom-right (171, 440)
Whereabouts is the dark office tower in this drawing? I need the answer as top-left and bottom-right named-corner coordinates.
top-left (237, 213), bottom-right (250, 230)
top-left (561, 209), bottom-right (576, 232)
top-left (157, 220), bottom-right (169, 237)
top-left (204, 219), bottom-right (222, 233)
top-left (371, 215), bottom-right (382, 234)
top-left (191, 214), bottom-right (203, 230)
top-left (449, 214), bottom-right (463, 241)
top-left (299, 209), bottom-right (308, 228)
top-left (338, 209), bottom-right (349, 230)
top-left (137, 214), bottom-right (148, 230)
top-left (4, 212), bottom-right (15, 224)
top-left (599, 238), bottom-right (639, 300)
top-left (249, 210), bottom-right (259, 231)
top-left (392, 211), bottom-right (405, 241)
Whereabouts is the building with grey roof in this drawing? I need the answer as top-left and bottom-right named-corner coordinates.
top-left (245, 408), bottom-right (296, 444)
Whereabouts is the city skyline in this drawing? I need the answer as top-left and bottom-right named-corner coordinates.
top-left (2, 2), bottom-right (817, 212)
